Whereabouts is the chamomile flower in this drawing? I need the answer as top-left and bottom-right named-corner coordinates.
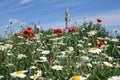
top-left (36, 70), bottom-right (42, 76)
top-left (87, 63), bottom-right (92, 68)
top-left (87, 30), bottom-right (97, 36)
top-left (103, 62), bottom-right (113, 67)
top-left (0, 44), bottom-right (13, 51)
top-left (108, 76), bottom-right (120, 80)
top-left (17, 54), bottom-right (27, 59)
top-left (111, 38), bottom-right (119, 42)
top-left (0, 45), bottom-right (8, 51)
top-left (6, 63), bottom-right (14, 67)
top-left (81, 56), bottom-right (89, 61)
top-left (30, 66), bottom-right (37, 70)
top-left (0, 75), bottom-right (4, 79)
top-left (10, 70), bottom-right (28, 78)
top-left (88, 43), bottom-right (92, 46)
top-left (69, 75), bottom-right (87, 80)
top-left (68, 47), bottom-right (74, 51)
top-left (30, 74), bottom-right (40, 80)
top-left (41, 50), bottom-right (50, 55)
top-left (38, 56), bottom-right (47, 62)
top-left (51, 65), bottom-right (63, 71)
top-left (89, 47), bottom-right (102, 54)
top-left (61, 51), bottom-right (73, 55)
top-left (113, 29), bottom-right (119, 33)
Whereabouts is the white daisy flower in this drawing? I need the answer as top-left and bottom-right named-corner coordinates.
top-left (7, 52), bottom-right (13, 56)
top-left (51, 65), bottom-right (63, 71)
top-left (20, 22), bottom-right (25, 27)
top-left (57, 54), bottom-right (67, 58)
top-left (89, 48), bottom-right (102, 54)
top-left (84, 74), bottom-right (90, 78)
top-left (0, 45), bottom-right (8, 51)
top-left (10, 70), bottom-right (28, 78)
top-left (0, 44), bottom-right (13, 51)
top-left (6, 63), bottom-right (14, 67)
top-left (76, 62), bottom-right (81, 68)
top-left (103, 62), bottom-right (113, 67)
top-left (30, 66), bottom-right (37, 70)
top-left (77, 44), bottom-right (83, 47)
top-left (68, 47), bottom-right (74, 51)
top-left (35, 25), bottom-right (41, 31)
top-left (87, 30), bottom-right (97, 36)
top-left (5, 44), bottom-right (13, 49)
top-left (39, 56), bottom-right (47, 62)
top-left (106, 56), bottom-right (113, 60)
top-left (41, 50), bottom-right (50, 55)
top-left (87, 63), bottom-right (92, 68)
top-left (111, 38), bottom-right (119, 42)
top-left (117, 46), bottom-right (120, 48)
top-left (69, 75), bottom-right (87, 80)
top-left (83, 37), bottom-right (88, 40)
top-left (108, 76), bottom-right (120, 80)
top-left (17, 54), bottom-right (27, 59)
top-left (9, 19), bottom-right (17, 24)
top-left (17, 36), bottom-right (24, 39)
top-left (113, 29), bottom-right (119, 33)
top-left (79, 50), bottom-right (86, 53)
top-left (81, 56), bottom-right (89, 61)
top-left (54, 42), bottom-right (65, 46)
top-left (36, 40), bottom-right (41, 43)
top-left (88, 43), bottom-right (92, 46)
top-left (30, 74), bottom-right (40, 80)
top-left (0, 75), bottom-right (4, 79)
top-left (61, 51), bottom-right (73, 55)
top-left (105, 37), bottom-right (110, 40)
top-left (36, 70), bottom-right (42, 76)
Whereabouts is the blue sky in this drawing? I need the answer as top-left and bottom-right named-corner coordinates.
top-left (0, 0), bottom-right (120, 34)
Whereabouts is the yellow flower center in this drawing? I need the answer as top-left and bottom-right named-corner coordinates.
top-left (56, 66), bottom-right (60, 70)
top-left (104, 62), bottom-right (112, 67)
top-left (72, 75), bottom-right (80, 80)
top-left (16, 71), bottom-right (23, 74)
top-left (116, 78), bottom-right (120, 80)
top-left (92, 48), bottom-right (98, 50)
top-left (1, 46), bottom-right (5, 48)
top-left (82, 56), bottom-right (88, 59)
top-left (34, 74), bottom-right (39, 79)
top-left (90, 30), bottom-right (94, 32)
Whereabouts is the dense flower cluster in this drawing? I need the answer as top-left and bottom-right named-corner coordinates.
top-left (14, 27), bottom-right (35, 39)
top-left (0, 18), bottom-right (120, 80)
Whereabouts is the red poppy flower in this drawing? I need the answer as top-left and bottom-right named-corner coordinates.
top-left (94, 40), bottom-right (104, 47)
top-left (53, 29), bottom-right (62, 34)
top-left (14, 33), bottom-right (20, 36)
top-left (27, 27), bottom-right (32, 31)
top-left (98, 41), bottom-right (104, 47)
top-left (30, 32), bottom-right (35, 38)
top-left (97, 18), bottom-right (102, 22)
top-left (24, 29), bottom-right (31, 35)
top-left (68, 27), bottom-right (75, 32)
top-left (23, 34), bottom-right (29, 38)
top-left (50, 56), bottom-right (55, 61)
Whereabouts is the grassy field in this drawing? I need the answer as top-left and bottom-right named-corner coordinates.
top-left (0, 20), bottom-right (120, 80)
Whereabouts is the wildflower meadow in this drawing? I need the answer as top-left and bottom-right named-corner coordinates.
top-left (0, 10), bottom-right (120, 80)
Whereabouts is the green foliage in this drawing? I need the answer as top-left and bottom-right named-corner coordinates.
top-left (0, 21), bottom-right (120, 80)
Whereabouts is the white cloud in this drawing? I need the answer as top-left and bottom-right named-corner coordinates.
top-left (19, 0), bottom-right (33, 5)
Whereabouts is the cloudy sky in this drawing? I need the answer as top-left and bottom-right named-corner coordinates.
top-left (0, 0), bottom-right (120, 34)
